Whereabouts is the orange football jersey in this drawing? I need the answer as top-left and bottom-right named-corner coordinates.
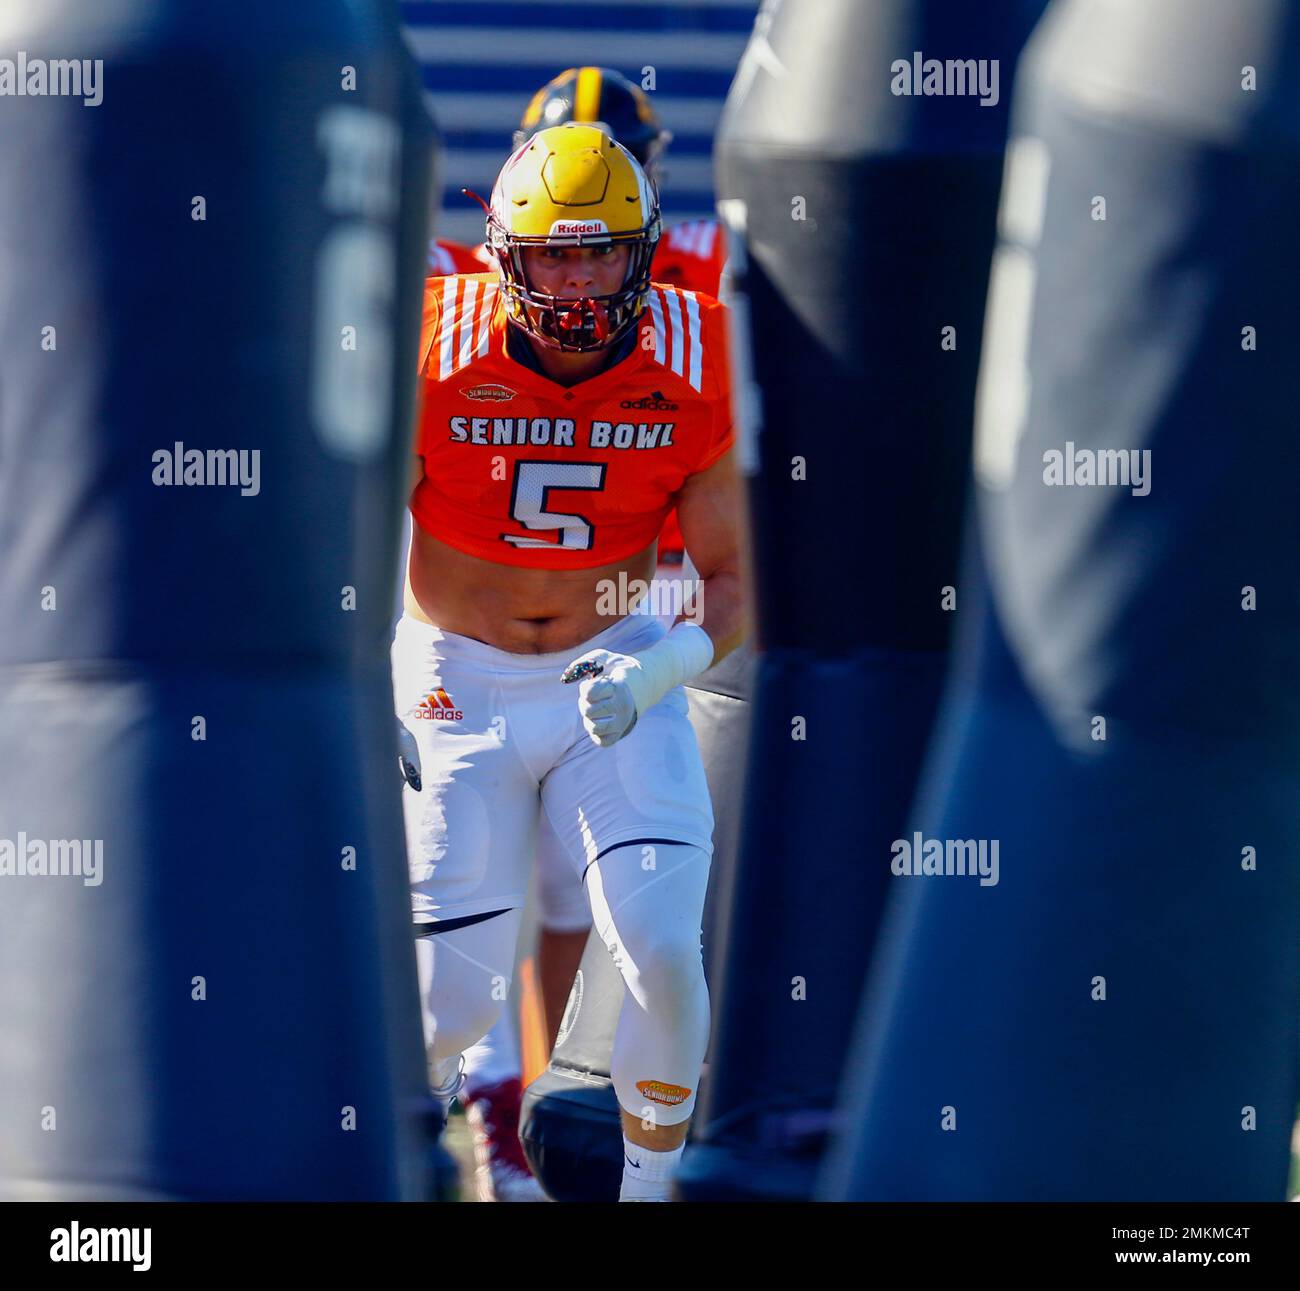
top-left (410, 274), bottom-right (733, 570)
top-left (651, 219), bottom-right (726, 299)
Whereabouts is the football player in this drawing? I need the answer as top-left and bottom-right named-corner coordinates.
top-left (515, 67), bottom-right (724, 586)
top-left (448, 68), bottom-right (732, 1199)
top-left (425, 171), bottom-right (555, 1206)
top-left (393, 123), bottom-right (744, 1202)
top-left (517, 65), bottom-right (725, 300)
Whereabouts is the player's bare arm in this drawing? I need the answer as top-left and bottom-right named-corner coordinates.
top-left (671, 443), bottom-right (745, 661)
top-left (561, 449), bottom-right (744, 748)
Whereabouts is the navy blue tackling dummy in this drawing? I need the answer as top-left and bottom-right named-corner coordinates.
top-left (825, 0), bottom-right (1300, 1200)
top-left (678, 0), bottom-right (1047, 1202)
top-left (0, 1), bottom-right (435, 1198)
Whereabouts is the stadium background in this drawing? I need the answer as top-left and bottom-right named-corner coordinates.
top-left (400, 0), bottom-right (756, 243)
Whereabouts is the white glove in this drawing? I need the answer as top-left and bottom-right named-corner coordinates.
top-left (565, 649), bottom-right (642, 748)
top-left (562, 622), bottom-right (715, 749)
top-left (396, 716), bottom-right (422, 791)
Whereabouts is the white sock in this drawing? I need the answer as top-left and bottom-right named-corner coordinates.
top-left (619, 1137), bottom-right (684, 1202)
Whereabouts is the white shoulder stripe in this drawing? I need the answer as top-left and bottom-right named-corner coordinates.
top-left (665, 287), bottom-right (686, 378)
top-left (683, 290), bottom-right (703, 392)
top-left (438, 277), bottom-right (459, 380)
top-left (457, 279), bottom-right (480, 369)
top-left (436, 279), bottom-right (498, 380)
top-left (476, 284), bottom-right (496, 356)
top-left (647, 288), bottom-right (667, 365)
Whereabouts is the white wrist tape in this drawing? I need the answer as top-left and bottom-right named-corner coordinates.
top-left (626, 621), bottom-right (715, 717)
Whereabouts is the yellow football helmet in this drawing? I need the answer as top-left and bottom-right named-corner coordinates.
top-left (486, 123), bottom-right (661, 352)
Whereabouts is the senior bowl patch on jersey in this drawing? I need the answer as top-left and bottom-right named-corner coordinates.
top-left (461, 383), bottom-right (517, 402)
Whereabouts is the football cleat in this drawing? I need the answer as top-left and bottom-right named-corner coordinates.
top-left (461, 1077), bottom-right (550, 1202)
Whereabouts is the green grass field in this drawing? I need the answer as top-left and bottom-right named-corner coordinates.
top-left (1290, 1115), bottom-right (1299, 1200)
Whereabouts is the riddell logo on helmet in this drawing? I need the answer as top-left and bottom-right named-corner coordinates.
top-left (416, 689), bottom-right (463, 721)
top-left (550, 219), bottom-right (609, 236)
top-left (620, 390), bottom-right (678, 411)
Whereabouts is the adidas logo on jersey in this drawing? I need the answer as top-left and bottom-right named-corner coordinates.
top-left (619, 390), bottom-right (679, 411)
top-left (416, 688), bottom-right (463, 721)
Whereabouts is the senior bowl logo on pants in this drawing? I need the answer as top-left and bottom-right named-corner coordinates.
top-left (637, 1079), bottom-right (691, 1107)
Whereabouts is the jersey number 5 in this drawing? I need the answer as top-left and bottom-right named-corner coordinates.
top-left (502, 460), bottom-right (606, 550)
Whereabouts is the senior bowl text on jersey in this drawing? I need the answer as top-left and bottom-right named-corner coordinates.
top-left (413, 273), bottom-right (731, 568)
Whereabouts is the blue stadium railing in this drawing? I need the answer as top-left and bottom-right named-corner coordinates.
top-left (401, 0), bottom-right (760, 244)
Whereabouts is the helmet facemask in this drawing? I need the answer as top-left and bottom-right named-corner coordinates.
top-left (486, 126), bottom-right (663, 354)
top-left (490, 223), bottom-right (660, 353)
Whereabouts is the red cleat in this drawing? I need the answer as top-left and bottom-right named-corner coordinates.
top-left (461, 1077), bottom-right (549, 1202)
